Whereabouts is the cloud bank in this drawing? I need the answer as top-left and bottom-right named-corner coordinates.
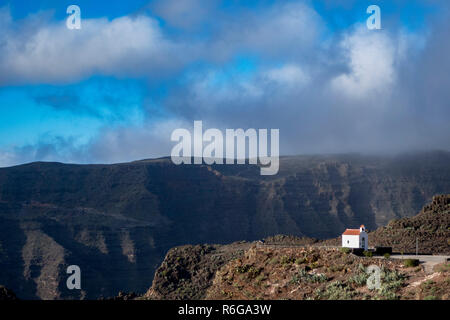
top-left (0, 1), bottom-right (449, 167)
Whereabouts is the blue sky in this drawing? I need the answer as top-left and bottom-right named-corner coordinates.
top-left (0, 0), bottom-right (449, 166)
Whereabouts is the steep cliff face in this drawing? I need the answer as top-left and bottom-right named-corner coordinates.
top-left (0, 151), bottom-right (449, 299)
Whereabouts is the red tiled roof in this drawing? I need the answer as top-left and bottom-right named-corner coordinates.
top-left (342, 229), bottom-right (360, 236)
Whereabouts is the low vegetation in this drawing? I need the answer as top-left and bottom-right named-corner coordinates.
top-left (204, 246), bottom-right (420, 300)
top-left (140, 240), bottom-right (449, 301)
top-left (339, 247), bottom-right (350, 254)
top-left (363, 251), bottom-right (373, 257)
top-left (404, 259), bottom-right (420, 268)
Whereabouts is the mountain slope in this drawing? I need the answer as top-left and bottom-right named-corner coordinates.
top-left (144, 243), bottom-right (450, 300)
top-left (0, 151), bottom-right (449, 299)
top-left (369, 194), bottom-right (450, 254)
top-left (322, 194), bottom-right (450, 254)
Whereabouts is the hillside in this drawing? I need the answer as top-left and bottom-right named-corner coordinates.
top-left (370, 194), bottom-right (450, 254)
top-left (323, 194), bottom-right (450, 254)
top-left (0, 151), bottom-right (450, 299)
top-left (205, 246), bottom-right (449, 300)
top-left (144, 244), bottom-right (450, 300)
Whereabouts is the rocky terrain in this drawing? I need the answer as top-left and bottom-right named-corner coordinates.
top-left (1, 151), bottom-right (450, 299)
top-left (370, 194), bottom-right (450, 254)
top-left (142, 195), bottom-right (449, 300)
top-left (205, 246), bottom-right (449, 300)
top-left (145, 242), bottom-right (251, 300)
top-left (143, 243), bottom-right (449, 300)
top-left (323, 194), bottom-right (450, 254)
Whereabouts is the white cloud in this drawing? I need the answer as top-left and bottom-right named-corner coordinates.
top-left (0, 2), bottom-right (323, 85)
top-left (0, 10), bottom-right (188, 85)
top-left (331, 27), bottom-right (397, 99)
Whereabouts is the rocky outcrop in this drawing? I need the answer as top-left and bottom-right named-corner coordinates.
top-left (0, 286), bottom-right (18, 300)
top-left (145, 242), bottom-right (250, 300)
top-left (422, 194), bottom-right (450, 213)
top-left (369, 194), bottom-right (450, 254)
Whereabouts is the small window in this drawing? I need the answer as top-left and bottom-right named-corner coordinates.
top-left (347, 240), bottom-right (349, 244)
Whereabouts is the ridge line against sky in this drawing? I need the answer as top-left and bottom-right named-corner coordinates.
top-left (0, 0), bottom-right (449, 167)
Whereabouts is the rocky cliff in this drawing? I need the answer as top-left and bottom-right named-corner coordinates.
top-left (0, 151), bottom-right (449, 299)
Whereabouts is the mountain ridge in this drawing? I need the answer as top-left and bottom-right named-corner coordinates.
top-left (0, 151), bottom-right (449, 299)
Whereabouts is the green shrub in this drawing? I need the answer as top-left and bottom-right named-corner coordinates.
top-left (379, 290), bottom-right (398, 300)
top-left (236, 264), bottom-right (250, 273)
top-left (269, 257), bottom-right (278, 264)
top-left (280, 255), bottom-right (295, 265)
top-left (357, 263), bottom-right (366, 273)
top-left (381, 267), bottom-right (405, 282)
top-left (340, 247), bottom-right (350, 254)
top-left (235, 265), bottom-right (262, 279)
top-left (377, 267), bottom-right (406, 299)
top-left (404, 259), bottom-right (420, 267)
top-left (290, 268), bottom-right (328, 284)
top-left (348, 273), bottom-right (368, 287)
top-left (309, 273), bottom-right (328, 283)
top-left (328, 264), bottom-right (345, 272)
top-left (363, 250), bottom-right (373, 257)
top-left (317, 281), bottom-right (355, 300)
top-left (423, 280), bottom-right (435, 287)
top-left (161, 269), bottom-right (169, 277)
top-left (383, 253), bottom-right (391, 259)
top-left (247, 266), bottom-right (262, 278)
top-left (310, 261), bottom-right (319, 269)
top-left (295, 257), bottom-right (306, 265)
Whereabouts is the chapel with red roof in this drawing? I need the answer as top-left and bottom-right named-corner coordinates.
top-left (342, 225), bottom-right (368, 250)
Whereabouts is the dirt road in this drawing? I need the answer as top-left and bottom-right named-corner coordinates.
top-left (388, 254), bottom-right (449, 273)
